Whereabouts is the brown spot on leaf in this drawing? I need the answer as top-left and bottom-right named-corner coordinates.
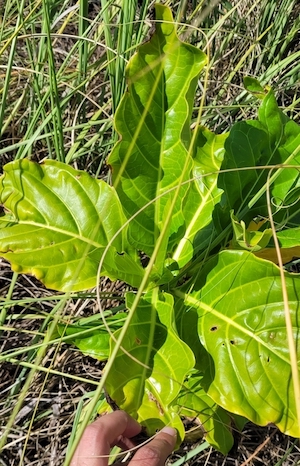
top-left (148, 391), bottom-right (164, 415)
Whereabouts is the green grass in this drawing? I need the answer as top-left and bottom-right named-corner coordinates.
top-left (0, 1), bottom-right (300, 465)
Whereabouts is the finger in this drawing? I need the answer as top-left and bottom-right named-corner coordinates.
top-left (70, 411), bottom-right (141, 466)
top-left (126, 427), bottom-right (177, 466)
top-left (116, 435), bottom-right (138, 451)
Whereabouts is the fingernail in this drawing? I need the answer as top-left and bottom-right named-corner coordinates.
top-left (161, 426), bottom-right (177, 437)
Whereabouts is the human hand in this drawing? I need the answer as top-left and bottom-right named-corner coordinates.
top-left (70, 410), bottom-right (177, 466)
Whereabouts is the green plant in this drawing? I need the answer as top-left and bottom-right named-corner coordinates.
top-left (0, 4), bottom-right (300, 458)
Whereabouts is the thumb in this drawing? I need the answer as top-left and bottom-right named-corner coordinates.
top-left (128, 427), bottom-right (177, 466)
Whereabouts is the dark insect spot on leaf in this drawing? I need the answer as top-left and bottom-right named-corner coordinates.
top-left (117, 252), bottom-right (124, 256)
top-left (267, 356), bottom-right (270, 362)
top-left (138, 251), bottom-right (150, 267)
top-left (210, 326), bottom-right (218, 331)
top-left (230, 340), bottom-right (235, 345)
top-left (135, 337), bottom-right (141, 345)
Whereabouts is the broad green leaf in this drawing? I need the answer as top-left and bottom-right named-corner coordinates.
top-left (57, 313), bottom-right (127, 360)
top-left (105, 290), bottom-right (195, 442)
top-left (177, 250), bottom-right (300, 437)
top-left (243, 77), bottom-right (268, 99)
top-left (175, 371), bottom-right (234, 454)
top-left (172, 127), bottom-right (227, 268)
top-left (174, 297), bottom-right (212, 372)
top-left (258, 90), bottom-right (300, 210)
top-left (214, 119), bottom-right (270, 236)
top-left (276, 228), bottom-right (300, 248)
top-left (174, 296), bottom-right (241, 454)
top-left (217, 120), bottom-right (268, 219)
top-left (112, 251), bottom-right (146, 288)
top-left (108, 5), bottom-right (207, 258)
top-left (0, 159), bottom-right (144, 291)
top-left (217, 87), bottom-right (300, 231)
top-left (59, 326), bottom-right (110, 360)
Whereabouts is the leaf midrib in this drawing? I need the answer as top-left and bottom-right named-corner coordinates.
top-left (176, 290), bottom-right (293, 366)
top-left (9, 220), bottom-right (104, 248)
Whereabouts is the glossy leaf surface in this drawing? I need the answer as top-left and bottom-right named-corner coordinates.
top-left (276, 228), bottom-right (300, 248)
top-left (178, 250), bottom-right (300, 437)
top-left (172, 127), bottom-right (227, 268)
top-left (108, 5), bottom-right (207, 257)
top-left (105, 290), bottom-right (195, 441)
top-left (176, 371), bottom-right (234, 454)
top-left (0, 159), bottom-right (144, 291)
top-left (57, 313), bottom-right (127, 360)
top-left (217, 88), bottom-right (300, 229)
